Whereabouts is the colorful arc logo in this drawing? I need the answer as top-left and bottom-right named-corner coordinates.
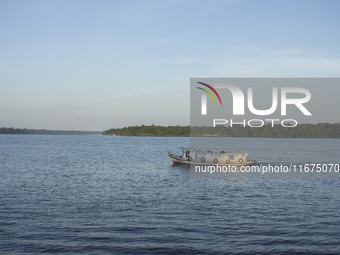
top-left (196, 82), bottom-right (223, 106)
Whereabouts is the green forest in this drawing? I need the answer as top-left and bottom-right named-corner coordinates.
top-left (2, 123), bottom-right (339, 138)
top-left (191, 123), bottom-right (340, 138)
top-left (0, 127), bottom-right (101, 135)
top-left (103, 123), bottom-right (340, 138)
top-left (103, 125), bottom-right (190, 137)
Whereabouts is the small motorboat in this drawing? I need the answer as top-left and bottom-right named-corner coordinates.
top-left (168, 148), bottom-right (256, 166)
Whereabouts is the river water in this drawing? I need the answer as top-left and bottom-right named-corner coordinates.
top-left (0, 135), bottom-right (339, 254)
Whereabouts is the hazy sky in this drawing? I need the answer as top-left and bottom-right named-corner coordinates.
top-left (1, 0), bottom-right (340, 131)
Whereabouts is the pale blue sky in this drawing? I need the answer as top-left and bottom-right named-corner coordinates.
top-left (1, 0), bottom-right (340, 130)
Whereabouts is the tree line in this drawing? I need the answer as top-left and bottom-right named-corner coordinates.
top-left (190, 123), bottom-right (340, 138)
top-left (0, 127), bottom-right (101, 135)
top-left (2, 123), bottom-right (339, 137)
top-left (103, 123), bottom-right (340, 138)
top-left (103, 125), bottom-right (190, 137)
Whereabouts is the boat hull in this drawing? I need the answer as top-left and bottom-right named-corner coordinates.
top-left (168, 152), bottom-right (256, 166)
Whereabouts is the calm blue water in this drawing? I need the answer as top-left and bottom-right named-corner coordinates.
top-left (1, 135), bottom-right (340, 254)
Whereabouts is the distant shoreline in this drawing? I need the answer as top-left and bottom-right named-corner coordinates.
top-left (0, 127), bottom-right (102, 135)
top-left (103, 123), bottom-right (340, 138)
top-left (2, 123), bottom-right (339, 138)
